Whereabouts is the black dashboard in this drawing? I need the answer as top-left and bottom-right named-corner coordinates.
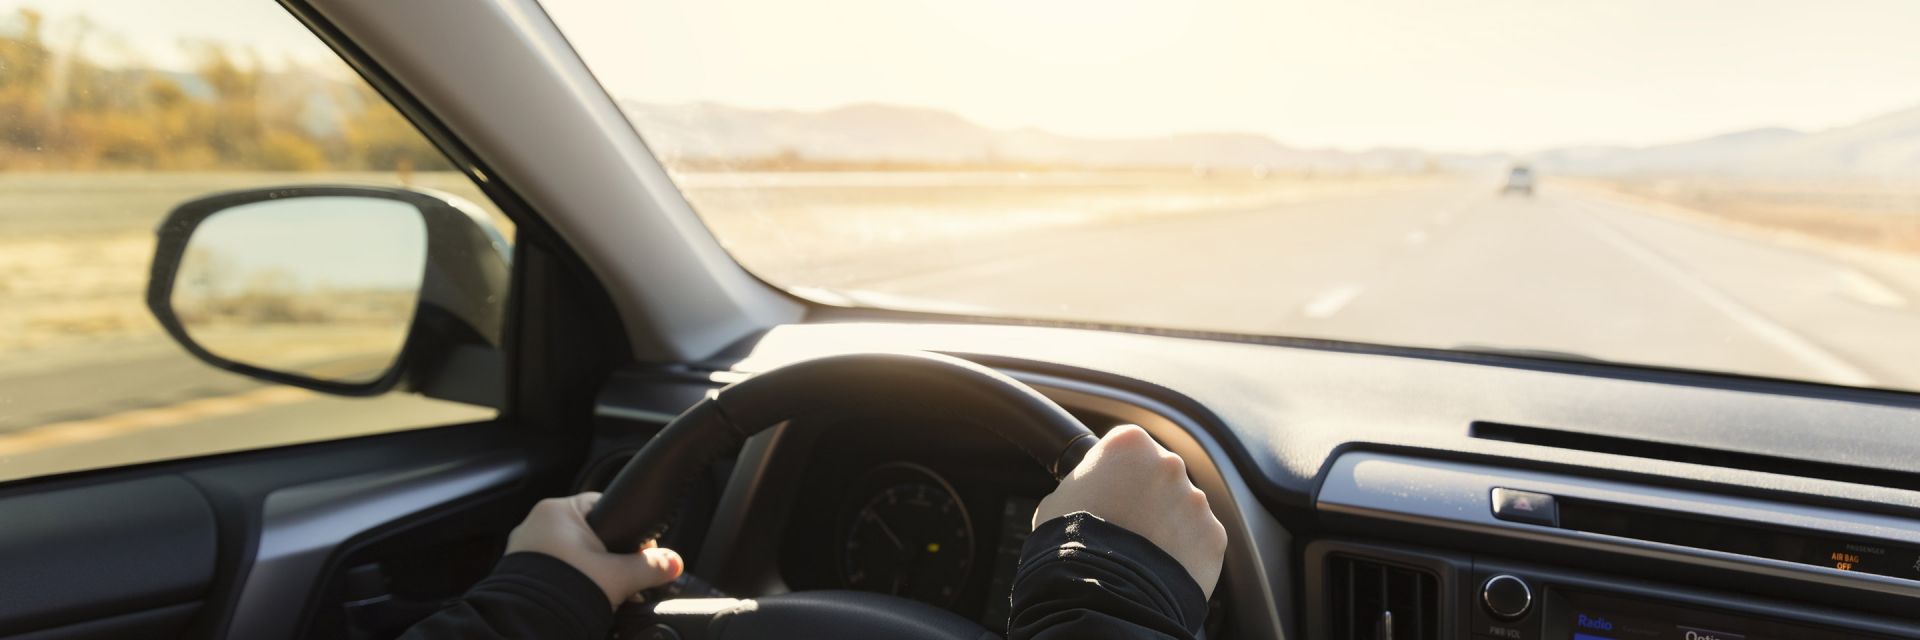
top-left (772, 418), bottom-right (1058, 632)
top-left (592, 318), bottom-right (1920, 639)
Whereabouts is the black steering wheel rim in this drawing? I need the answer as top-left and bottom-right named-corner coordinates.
top-left (589, 351), bottom-right (1097, 552)
top-left (585, 352), bottom-right (1097, 639)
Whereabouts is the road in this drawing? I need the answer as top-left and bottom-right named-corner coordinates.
top-left (785, 178), bottom-right (1920, 391)
top-left (8, 175), bottom-right (1920, 480)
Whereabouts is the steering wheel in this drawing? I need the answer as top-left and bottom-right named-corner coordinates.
top-left (588, 351), bottom-right (1099, 639)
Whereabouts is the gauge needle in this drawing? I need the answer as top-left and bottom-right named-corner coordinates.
top-left (867, 509), bottom-right (907, 551)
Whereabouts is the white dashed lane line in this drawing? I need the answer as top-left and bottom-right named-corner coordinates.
top-left (1838, 268), bottom-right (1908, 308)
top-left (1568, 201), bottom-right (1875, 387)
top-left (1301, 285), bottom-right (1364, 319)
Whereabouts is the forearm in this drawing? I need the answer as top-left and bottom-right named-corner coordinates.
top-left (1008, 512), bottom-right (1208, 640)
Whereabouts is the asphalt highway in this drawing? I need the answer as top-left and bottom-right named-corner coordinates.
top-left (798, 179), bottom-right (1920, 391)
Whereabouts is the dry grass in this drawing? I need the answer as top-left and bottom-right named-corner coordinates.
top-left (678, 170), bottom-right (1434, 277)
top-left (1580, 176), bottom-right (1920, 255)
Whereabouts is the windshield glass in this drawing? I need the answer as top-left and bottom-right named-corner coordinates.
top-left (544, 0), bottom-right (1920, 392)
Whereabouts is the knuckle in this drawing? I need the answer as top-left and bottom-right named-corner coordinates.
top-left (1201, 516), bottom-right (1228, 544)
top-left (1103, 426), bottom-right (1155, 454)
top-left (1156, 451), bottom-right (1187, 475)
top-left (1184, 493), bottom-right (1214, 517)
top-left (1186, 487), bottom-right (1211, 506)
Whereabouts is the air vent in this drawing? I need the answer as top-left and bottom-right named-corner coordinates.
top-left (1327, 555), bottom-right (1439, 640)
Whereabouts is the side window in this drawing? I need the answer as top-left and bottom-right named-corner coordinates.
top-left (0, 4), bottom-right (514, 482)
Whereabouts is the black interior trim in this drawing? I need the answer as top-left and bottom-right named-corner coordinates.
top-left (0, 476), bottom-right (215, 636)
top-left (1558, 495), bottom-right (1920, 581)
top-left (1472, 421), bottom-right (1920, 494)
top-left (1317, 451), bottom-right (1920, 614)
top-left (1306, 539), bottom-right (1920, 640)
top-left (226, 454), bottom-right (525, 640)
top-left (2, 602), bottom-right (201, 640)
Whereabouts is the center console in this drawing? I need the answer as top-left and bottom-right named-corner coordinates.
top-left (1306, 540), bottom-right (1920, 640)
top-left (1550, 589), bottom-right (1896, 640)
top-left (1307, 452), bottom-right (1920, 639)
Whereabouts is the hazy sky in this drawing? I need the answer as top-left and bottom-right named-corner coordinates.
top-left (11, 1), bottom-right (1920, 153)
top-left (545, 0), bottom-right (1920, 152)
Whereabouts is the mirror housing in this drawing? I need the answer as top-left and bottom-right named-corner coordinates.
top-left (146, 185), bottom-right (511, 405)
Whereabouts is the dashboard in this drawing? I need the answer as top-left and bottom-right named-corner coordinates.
top-left (593, 319), bottom-right (1920, 639)
top-left (771, 418), bottom-right (1056, 632)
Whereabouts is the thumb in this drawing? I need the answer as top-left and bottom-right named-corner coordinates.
top-left (617, 546), bottom-right (684, 593)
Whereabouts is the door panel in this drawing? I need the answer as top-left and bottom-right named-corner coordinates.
top-left (7, 604), bottom-right (202, 640)
top-left (0, 423), bottom-right (533, 640)
top-left (0, 476), bottom-right (216, 637)
top-left (224, 454), bottom-right (524, 639)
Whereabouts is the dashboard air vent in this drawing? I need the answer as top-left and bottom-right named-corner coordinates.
top-left (1327, 555), bottom-right (1439, 640)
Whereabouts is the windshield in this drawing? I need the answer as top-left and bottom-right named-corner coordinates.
top-left (544, 0), bottom-right (1920, 392)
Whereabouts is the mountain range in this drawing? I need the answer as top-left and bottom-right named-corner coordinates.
top-left (623, 99), bottom-right (1920, 176)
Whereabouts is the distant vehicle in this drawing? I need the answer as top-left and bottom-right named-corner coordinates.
top-left (1503, 164), bottom-right (1536, 196)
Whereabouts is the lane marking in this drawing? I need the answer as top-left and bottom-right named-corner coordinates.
top-left (0, 386), bottom-right (314, 456)
top-left (1838, 269), bottom-right (1908, 308)
top-left (1302, 285), bottom-right (1364, 319)
top-left (1568, 201), bottom-right (1875, 387)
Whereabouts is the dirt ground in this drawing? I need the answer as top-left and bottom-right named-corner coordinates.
top-left (1582, 176), bottom-right (1920, 255)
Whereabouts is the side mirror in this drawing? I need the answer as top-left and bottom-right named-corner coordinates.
top-left (146, 186), bottom-right (510, 404)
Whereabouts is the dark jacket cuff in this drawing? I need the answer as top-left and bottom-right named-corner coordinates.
top-left (1009, 512), bottom-right (1208, 638)
top-left (471, 552), bottom-right (615, 637)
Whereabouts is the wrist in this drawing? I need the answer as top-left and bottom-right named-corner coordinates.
top-left (485, 552), bottom-right (622, 631)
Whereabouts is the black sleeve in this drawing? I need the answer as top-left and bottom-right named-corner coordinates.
top-left (398, 552), bottom-right (614, 640)
top-left (1007, 512), bottom-right (1209, 640)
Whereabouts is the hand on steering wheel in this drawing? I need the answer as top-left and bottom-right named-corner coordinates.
top-left (1033, 424), bottom-right (1228, 599)
top-left (578, 352), bottom-right (1124, 639)
top-left (506, 492), bottom-right (685, 608)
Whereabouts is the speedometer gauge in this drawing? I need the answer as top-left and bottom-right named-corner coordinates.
top-left (840, 463), bottom-right (975, 607)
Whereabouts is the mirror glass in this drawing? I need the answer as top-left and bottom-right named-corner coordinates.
top-left (171, 196), bottom-right (427, 384)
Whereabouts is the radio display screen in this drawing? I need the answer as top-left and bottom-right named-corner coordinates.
top-left (1554, 590), bottom-right (1902, 640)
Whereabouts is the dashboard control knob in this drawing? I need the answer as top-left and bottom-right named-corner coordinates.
top-left (1481, 574), bottom-right (1533, 620)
